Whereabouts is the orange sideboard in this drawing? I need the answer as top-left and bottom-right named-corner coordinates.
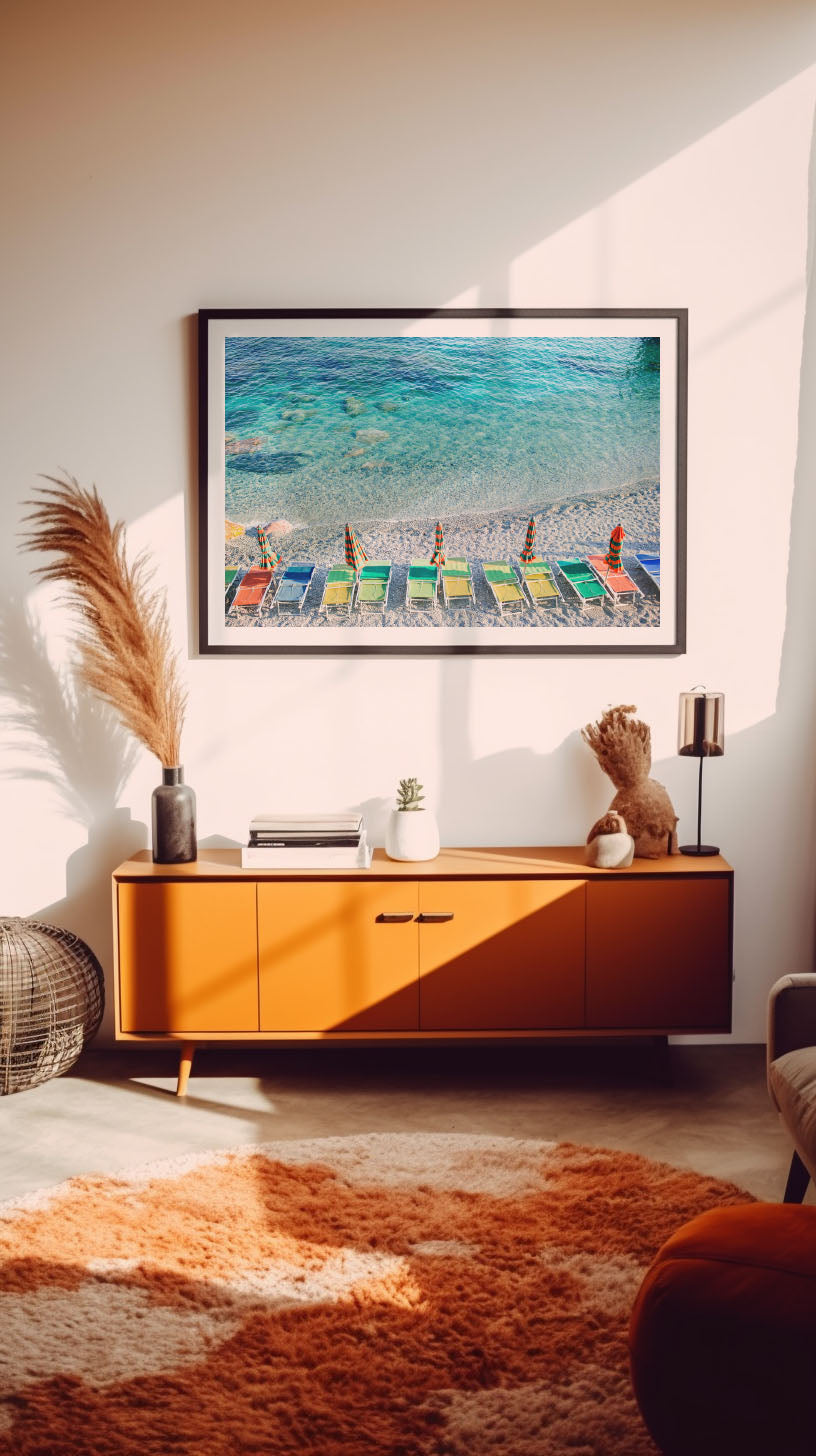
top-left (112, 847), bottom-right (733, 1093)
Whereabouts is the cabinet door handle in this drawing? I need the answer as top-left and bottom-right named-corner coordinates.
top-left (417, 912), bottom-right (455, 923)
top-left (376, 912), bottom-right (415, 923)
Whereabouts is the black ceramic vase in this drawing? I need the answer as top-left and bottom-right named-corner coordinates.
top-left (152, 765), bottom-right (197, 864)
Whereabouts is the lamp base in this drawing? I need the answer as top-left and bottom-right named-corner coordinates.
top-left (680, 843), bottom-right (720, 857)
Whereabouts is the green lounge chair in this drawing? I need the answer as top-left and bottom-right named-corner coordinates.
top-left (320, 566), bottom-right (356, 615)
top-left (406, 560), bottom-right (439, 610)
top-left (555, 558), bottom-right (608, 608)
top-left (440, 557), bottom-right (474, 607)
top-left (483, 561), bottom-right (527, 616)
top-left (225, 568), bottom-right (242, 610)
top-left (356, 560), bottom-right (391, 614)
top-left (518, 558), bottom-right (561, 609)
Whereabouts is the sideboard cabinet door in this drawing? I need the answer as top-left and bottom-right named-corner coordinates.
top-left (418, 879), bottom-right (586, 1030)
top-left (118, 881), bottom-right (259, 1033)
top-left (258, 881), bottom-right (420, 1031)
top-left (585, 878), bottom-right (732, 1031)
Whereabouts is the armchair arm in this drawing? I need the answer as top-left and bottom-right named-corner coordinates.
top-left (767, 974), bottom-right (816, 1070)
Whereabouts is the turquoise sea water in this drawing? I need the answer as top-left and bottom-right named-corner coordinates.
top-left (224, 335), bottom-right (660, 527)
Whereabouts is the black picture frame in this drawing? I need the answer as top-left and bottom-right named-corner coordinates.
top-left (199, 308), bottom-right (686, 656)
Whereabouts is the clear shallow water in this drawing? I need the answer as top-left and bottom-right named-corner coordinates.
top-left (224, 335), bottom-right (660, 527)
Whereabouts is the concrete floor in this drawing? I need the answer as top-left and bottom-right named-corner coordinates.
top-left (0, 1041), bottom-right (800, 1204)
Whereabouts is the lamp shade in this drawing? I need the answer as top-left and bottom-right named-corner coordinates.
top-left (678, 691), bottom-right (724, 758)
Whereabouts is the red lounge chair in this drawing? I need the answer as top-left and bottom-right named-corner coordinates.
top-left (229, 567), bottom-right (276, 614)
top-left (586, 555), bottom-right (642, 607)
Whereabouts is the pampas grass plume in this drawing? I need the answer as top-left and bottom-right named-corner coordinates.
top-left (21, 473), bottom-right (187, 769)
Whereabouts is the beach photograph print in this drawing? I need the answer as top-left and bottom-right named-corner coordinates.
top-left (200, 310), bottom-right (686, 654)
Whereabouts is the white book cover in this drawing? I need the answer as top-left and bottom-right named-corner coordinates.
top-left (250, 813), bottom-right (363, 831)
top-left (241, 837), bottom-right (372, 870)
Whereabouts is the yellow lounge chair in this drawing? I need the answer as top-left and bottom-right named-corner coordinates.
top-left (483, 562), bottom-right (527, 616)
top-left (519, 558), bottom-right (561, 609)
top-left (320, 566), bottom-right (356, 615)
top-left (440, 557), bottom-right (474, 607)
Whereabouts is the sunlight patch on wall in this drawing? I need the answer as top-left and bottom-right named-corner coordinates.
top-left (509, 67), bottom-right (813, 737)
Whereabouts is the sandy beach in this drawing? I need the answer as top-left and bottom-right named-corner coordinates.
top-left (223, 479), bottom-right (660, 632)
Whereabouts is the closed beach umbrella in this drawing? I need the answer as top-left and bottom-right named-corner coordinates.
top-left (344, 523), bottom-right (368, 573)
top-left (257, 525), bottom-right (280, 570)
top-left (430, 521), bottom-right (446, 566)
top-left (604, 523), bottom-right (625, 572)
top-left (519, 516), bottom-right (537, 563)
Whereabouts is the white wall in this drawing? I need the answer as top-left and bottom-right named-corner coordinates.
top-left (1, 0), bottom-right (815, 1043)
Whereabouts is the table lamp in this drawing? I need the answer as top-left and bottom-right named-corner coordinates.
top-left (677, 688), bottom-right (724, 856)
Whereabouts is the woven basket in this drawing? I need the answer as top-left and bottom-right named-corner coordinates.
top-left (0, 918), bottom-right (104, 1094)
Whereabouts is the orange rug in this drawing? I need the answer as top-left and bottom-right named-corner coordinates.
top-left (0, 1133), bottom-right (752, 1455)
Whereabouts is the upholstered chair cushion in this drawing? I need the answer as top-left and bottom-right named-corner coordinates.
top-left (768, 1047), bottom-right (816, 1179)
top-left (629, 1203), bottom-right (816, 1456)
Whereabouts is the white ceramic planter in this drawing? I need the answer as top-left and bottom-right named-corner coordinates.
top-left (384, 809), bottom-right (440, 862)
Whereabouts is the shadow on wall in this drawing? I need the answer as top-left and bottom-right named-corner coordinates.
top-left (435, 658), bottom-right (603, 846)
top-left (719, 94), bottom-right (816, 1024)
top-left (647, 100), bottom-right (816, 1038)
top-left (0, 595), bottom-right (148, 1041)
top-left (778, 93), bottom-right (816, 960)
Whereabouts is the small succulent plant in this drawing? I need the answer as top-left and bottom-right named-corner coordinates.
top-left (396, 777), bottom-right (425, 811)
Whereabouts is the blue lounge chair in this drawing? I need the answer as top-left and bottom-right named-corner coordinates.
top-left (635, 552), bottom-right (661, 593)
top-left (273, 562), bottom-right (316, 612)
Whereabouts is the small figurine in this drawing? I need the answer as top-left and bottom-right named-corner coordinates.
top-left (585, 811), bottom-right (635, 868)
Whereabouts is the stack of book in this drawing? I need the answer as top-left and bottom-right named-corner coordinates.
top-left (240, 813), bottom-right (371, 869)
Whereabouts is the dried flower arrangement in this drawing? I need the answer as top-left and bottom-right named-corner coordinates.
top-left (582, 704), bottom-right (678, 859)
top-left (21, 473), bottom-right (186, 769)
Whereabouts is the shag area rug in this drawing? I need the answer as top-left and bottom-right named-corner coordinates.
top-left (0, 1133), bottom-right (752, 1455)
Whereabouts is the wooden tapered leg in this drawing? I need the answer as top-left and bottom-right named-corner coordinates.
top-left (783, 1149), bottom-right (810, 1204)
top-left (176, 1042), bottom-right (196, 1097)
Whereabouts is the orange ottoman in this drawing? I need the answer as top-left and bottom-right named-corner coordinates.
top-left (629, 1204), bottom-right (816, 1456)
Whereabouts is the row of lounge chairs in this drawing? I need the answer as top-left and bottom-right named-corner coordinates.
top-left (225, 560), bottom-right (392, 616)
top-left (225, 562), bottom-right (316, 615)
top-left (322, 561), bottom-right (392, 615)
top-left (225, 552), bottom-right (660, 617)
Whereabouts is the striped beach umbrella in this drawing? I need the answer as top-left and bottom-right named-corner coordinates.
top-left (519, 516), bottom-right (537, 563)
top-left (604, 523), bottom-right (625, 572)
top-left (257, 525), bottom-right (280, 570)
top-left (344, 523), bottom-right (368, 573)
top-left (430, 521), bottom-right (446, 566)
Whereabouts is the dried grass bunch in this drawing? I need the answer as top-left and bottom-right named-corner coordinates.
top-left (581, 702), bottom-right (651, 789)
top-left (21, 473), bottom-right (186, 769)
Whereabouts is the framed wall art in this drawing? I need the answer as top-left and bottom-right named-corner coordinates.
top-left (199, 308), bottom-right (686, 655)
